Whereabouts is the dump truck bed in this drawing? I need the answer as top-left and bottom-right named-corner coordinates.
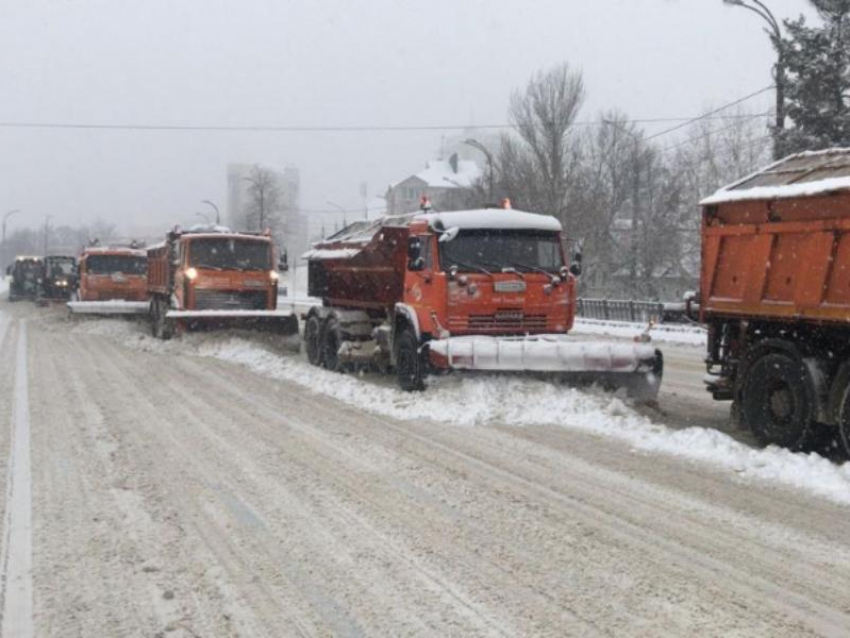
top-left (699, 148), bottom-right (850, 325)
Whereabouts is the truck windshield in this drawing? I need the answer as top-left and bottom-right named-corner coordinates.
top-left (189, 238), bottom-right (271, 271)
top-left (47, 259), bottom-right (75, 275)
top-left (86, 255), bottom-right (146, 275)
top-left (439, 229), bottom-right (564, 273)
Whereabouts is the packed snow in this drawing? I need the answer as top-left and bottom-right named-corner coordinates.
top-left (572, 318), bottom-right (707, 347)
top-left (69, 316), bottom-right (850, 507)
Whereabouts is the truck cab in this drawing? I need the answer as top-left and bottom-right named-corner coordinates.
top-left (42, 255), bottom-right (77, 300)
top-left (77, 247), bottom-right (148, 302)
top-left (147, 226), bottom-right (295, 338)
top-left (7, 256), bottom-right (44, 302)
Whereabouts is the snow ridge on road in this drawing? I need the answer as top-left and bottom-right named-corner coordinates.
top-left (74, 318), bottom-right (850, 508)
top-left (1, 320), bottom-right (33, 638)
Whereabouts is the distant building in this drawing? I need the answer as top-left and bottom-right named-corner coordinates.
top-left (226, 163), bottom-right (307, 263)
top-left (385, 153), bottom-right (482, 216)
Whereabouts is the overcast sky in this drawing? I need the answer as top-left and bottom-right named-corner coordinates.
top-left (0, 0), bottom-right (817, 236)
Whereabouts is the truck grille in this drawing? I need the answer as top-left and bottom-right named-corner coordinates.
top-left (450, 312), bottom-right (549, 333)
top-left (194, 289), bottom-right (268, 311)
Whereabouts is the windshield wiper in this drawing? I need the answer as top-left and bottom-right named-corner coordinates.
top-left (448, 259), bottom-right (495, 279)
top-left (194, 264), bottom-right (225, 271)
top-left (513, 262), bottom-right (557, 278)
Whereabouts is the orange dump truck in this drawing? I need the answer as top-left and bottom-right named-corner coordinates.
top-left (304, 204), bottom-right (663, 398)
top-left (696, 148), bottom-right (850, 452)
top-left (147, 225), bottom-right (296, 338)
top-left (68, 246), bottom-right (149, 314)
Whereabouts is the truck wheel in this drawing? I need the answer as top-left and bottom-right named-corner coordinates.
top-left (153, 298), bottom-right (174, 340)
top-left (838, 384), bottom-right (850, 459)
top-left (395, 329), bottom-right (425, 392)
top-left (321, 317), bottom-right (343, 372)
top-left (741, 353), bottom-right (815, 450)
top-left (305, 315), bottom-right (322, 366)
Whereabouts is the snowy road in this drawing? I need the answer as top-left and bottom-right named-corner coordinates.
top-left (2, 300), bottom-right (850, 636)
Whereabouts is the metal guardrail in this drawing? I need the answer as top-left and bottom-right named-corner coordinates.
top-left (576, 298), bottom-right (685, 323)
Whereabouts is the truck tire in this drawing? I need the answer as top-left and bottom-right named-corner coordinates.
top-left (304, 315), bottom-right (322, 366)
top-left (321, 317), bottom-right (343, 372)
top-left (741, 353), bottom-right (815, 450)
top-left (838, 384), bottom-right (850, 459)
top-left (153, 298), bottom-right (174, 340)
top-left (395, 329), bottom-right (425, 392)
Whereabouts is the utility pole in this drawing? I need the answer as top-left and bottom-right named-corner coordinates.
top-left (723, 0), bottom-right (785, 158)
top-left (43, 215), bottom-right (52, 256)
top-left (2, 209), bottom-right (20, 268)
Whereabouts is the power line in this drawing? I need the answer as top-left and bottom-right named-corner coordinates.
top-left (644, 85), bottom-right (775, 142)
top-left (0, 111), bottom-right (773, 134)
top-left (659, 110), bottom-right (773, 153)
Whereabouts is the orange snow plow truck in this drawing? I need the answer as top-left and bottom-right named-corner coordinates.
top-left (147, 225), bottom-right (297, 338)
top-left (695, 148), bottom-right (850, 453)
top-left (303, 204), bottom-right (663, 398)
top-left (67, 245), bottom-right (149, 315)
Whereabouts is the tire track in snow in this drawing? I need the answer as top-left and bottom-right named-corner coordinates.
top-left (0, 320), bottom-right (33, 638)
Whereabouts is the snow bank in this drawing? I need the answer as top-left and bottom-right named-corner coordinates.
top-left (573, 318), bottom-right (707, 347)
top-left (72, 317), bottom-right (850, 507)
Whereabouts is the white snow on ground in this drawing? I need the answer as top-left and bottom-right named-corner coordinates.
top-left (573, 318), bottom-right (707, 347)
top-left (70, 317), bottom-right (850, 507)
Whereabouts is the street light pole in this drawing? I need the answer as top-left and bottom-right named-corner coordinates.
top-left (723, 0), bottom-right (785, 158)
top-left (195, 212), bottom-right (211, 223)
top-left (43, 215), bottom-right (52, 256)
top-left (2, 209), bottom-right (20, 269)
top-left (201, 199), bottom-right (221, 225)
top-left (463, 139), bottom-right (494, 202)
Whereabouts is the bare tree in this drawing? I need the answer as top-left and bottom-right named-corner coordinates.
top-left (496, 63), bottom-right (585, 234)
top-left (244, 165), bottom-right (283, 233)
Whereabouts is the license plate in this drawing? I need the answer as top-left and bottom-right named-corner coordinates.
top-left (494, 280), bottom-right (526, 293)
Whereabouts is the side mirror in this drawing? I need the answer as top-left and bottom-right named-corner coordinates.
top-left (569, 251), bottom-right (583, 277)
top-left (407, 236), bottom-right (424, 271)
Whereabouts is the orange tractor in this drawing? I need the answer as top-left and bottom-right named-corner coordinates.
top-left (304, 202), bottom-right (663, 398)
top-left (147, 226), bottom-right (296, 338)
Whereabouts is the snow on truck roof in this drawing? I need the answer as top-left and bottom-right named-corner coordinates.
top-left (81, 246), bottom-right (147, 257)
top-left (302, 208), bottom-right (561, 261)
top-left (701, 147), bottom-right (850, 205)
top-left (416, 209), bottom-right (562, 232)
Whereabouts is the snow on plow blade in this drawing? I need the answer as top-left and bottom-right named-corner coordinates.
top-left (165, 309), bottom-right (295, 319)
top-left (165, 308), bottom-right (299, 335)
top-left (67, 300), bottom-right (149, 315)
top-left (428, 335), bottom-right (663, 400)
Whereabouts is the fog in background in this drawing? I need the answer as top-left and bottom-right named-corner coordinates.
top-left (0, 0), bottom-right (816, 236)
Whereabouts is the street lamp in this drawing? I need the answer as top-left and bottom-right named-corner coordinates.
top-left (327, 201), bottom-right (348, 228)
top-left (201, 199), bottom-right (220, 225)
top-left (463, 138), bottom-right (494, 202)
top-left (2, 209), bottom-right (20, 269)
top-left (723, 0), bottom-right (785, 158)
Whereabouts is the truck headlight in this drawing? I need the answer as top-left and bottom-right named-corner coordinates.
top-left (185, 267), bottom-right (198, 281)
top-left (270, 271), bottom-right (279, 281)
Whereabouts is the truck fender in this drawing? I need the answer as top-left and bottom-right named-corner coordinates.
top-left (394, 304), bottom-right (421, 341)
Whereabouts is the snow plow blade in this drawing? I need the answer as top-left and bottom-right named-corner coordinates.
top-left (428, 335), bottom-right (663, 401)
top-left (67, 300), bottom-right (149, 315)
top-left (165, 309), bottom-right (298, 335)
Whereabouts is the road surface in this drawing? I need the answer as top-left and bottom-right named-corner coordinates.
top-left (1, 300), bottom-right (849, 637)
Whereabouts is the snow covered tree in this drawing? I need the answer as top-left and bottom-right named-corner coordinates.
top-left (780, 2), bottom-right (850, 153)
